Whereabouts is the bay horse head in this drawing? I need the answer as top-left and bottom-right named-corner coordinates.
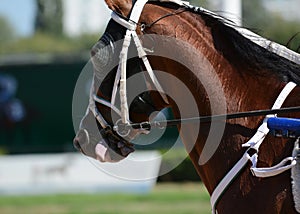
top-left (74, 0), bottom-right (300, 213)
top-left (73, 0), bottom-right (173, 162)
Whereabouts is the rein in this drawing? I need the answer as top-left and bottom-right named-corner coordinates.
top-left (115, 106), bottom-right (300, 132)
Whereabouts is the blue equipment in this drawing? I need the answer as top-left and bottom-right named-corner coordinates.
top-left (267, 117), bottom-right (300, 138)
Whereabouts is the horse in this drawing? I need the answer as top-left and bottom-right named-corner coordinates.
top-left (73, 0), bottom-right (300, 213)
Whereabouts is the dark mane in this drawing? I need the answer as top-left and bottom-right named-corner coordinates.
top-left (186, 6), bottom-right (300, 85)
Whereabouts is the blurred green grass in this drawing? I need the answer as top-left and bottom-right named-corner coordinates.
top-left (0, 183), bottom-right (210, 214)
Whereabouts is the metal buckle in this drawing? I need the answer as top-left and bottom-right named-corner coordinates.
top-left (139, 121), bottom-right (151, 131)
top-left (113, 119), bottom-right (131, 138)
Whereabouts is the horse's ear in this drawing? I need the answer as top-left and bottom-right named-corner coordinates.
top-left (104, 0), bottom-right (133, 17)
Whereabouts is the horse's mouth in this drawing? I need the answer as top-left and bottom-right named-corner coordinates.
top-left (73, 129), bottom-right (135, 162)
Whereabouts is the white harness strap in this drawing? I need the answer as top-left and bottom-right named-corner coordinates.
top-left (234, 28), bottom-right (300, 65)
top-left (131, 31), bottom-right (169, 104)
top-left (182, 3), bottom-right (300, 66)
top-left (111, 12), bottom-right (136, 31)
top-left (119, 30), bottom-right (132, 123)
top-left (110, 0), bottom-right (169, 124)
top-left (93, 94), bottom-right (122, 117)
top-left (88, 77), bottom-right (110, 128)
top-left (211, 82), bottom-right (297, 214)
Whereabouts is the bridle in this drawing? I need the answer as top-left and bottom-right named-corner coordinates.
top-left (90, 0), bottom-right (300, 136)
top-left (89, 0), bottom-right (171, 139)
top-left (89, 0), bottom-right (300, 213)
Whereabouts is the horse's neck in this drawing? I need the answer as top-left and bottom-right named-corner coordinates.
top-left (158, 15), bottom-right (296, 194)
top-left (142, 4), bottom-right (299, 194)
top-left (188, 75), bottom-right (299, 195)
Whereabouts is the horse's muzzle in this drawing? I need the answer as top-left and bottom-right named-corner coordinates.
top-left (73, 128), bottom-right (134, 163)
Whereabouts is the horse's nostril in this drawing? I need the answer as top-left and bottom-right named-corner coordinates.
top-left (73, 129), bottom-right (90, 153)
top-left (73, 138), bottom-right (82, 151)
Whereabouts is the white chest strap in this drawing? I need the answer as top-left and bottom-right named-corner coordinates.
top-left (211, 82), bottom-right (297, 214)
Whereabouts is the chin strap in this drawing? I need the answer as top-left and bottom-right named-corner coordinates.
top-left (211, 82), bottom-right (297, 214)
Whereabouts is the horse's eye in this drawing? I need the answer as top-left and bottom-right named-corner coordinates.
top-left (91, 34), bottom-right (115, 70)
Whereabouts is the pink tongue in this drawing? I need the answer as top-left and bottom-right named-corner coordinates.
top-left (95, 143), bottom-right (108, 162)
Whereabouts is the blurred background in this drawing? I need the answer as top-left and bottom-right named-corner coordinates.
top-left (0, 0), bottom-right (300, 213)
top-left (0, 0), bottom-right (299, 153)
